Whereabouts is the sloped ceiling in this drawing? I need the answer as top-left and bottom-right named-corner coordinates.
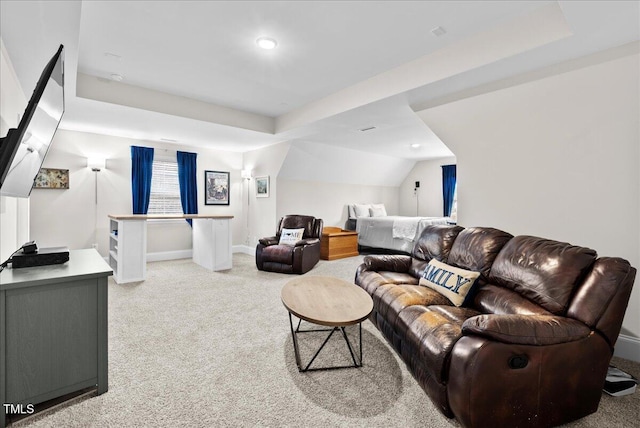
top-left (279, 140), bottom-right (417, 187)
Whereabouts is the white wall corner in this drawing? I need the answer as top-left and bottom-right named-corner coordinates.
top-left (614, 334), bottom-right (640, 363)
top-left (233, 244), bottom-right (254, 256)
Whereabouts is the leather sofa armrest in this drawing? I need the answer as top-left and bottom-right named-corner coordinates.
top-left (259, 236), bottom-right (279, 246)
top-left (295, 238), bottom-right (320, 247)
top-left (362, 255), bottom-right (412, 273)
top-left (462, 314), bottom-right (591, 346)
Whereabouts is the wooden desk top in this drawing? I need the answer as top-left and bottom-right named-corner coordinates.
top-left (281, 276), bottom-right (373, 327)
top-left (108, 214), bottom-right (234, 220)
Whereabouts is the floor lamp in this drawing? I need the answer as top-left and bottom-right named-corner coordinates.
top-left (88, 158), bottom-right (106, 249)
top-left (241, 169), bottom-right (253, 239)
top-left (414, 181), bottom-right (420, 216)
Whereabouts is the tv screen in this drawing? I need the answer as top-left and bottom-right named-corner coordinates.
top-left (0, 44), bottom-right (65, 198)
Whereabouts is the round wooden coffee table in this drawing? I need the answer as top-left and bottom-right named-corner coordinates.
top-left (281, 276), bottom-right (373, 372)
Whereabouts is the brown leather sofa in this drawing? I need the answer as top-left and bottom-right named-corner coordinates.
top-left (355, 225), bottom-right (636, 428)
top-left (256, 215), bottom-right (323, 274)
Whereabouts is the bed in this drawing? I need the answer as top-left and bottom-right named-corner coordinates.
top-left (346, 204), bottom-right (451, 254)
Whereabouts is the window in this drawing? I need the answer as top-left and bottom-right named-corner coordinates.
top-left (148, 159), bottom-right (182, 214)
top-left (450, 184), bottom-right (458, 223)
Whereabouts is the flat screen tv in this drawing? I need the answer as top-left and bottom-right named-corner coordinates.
top-left (0, 44), bottom-right (64, 198)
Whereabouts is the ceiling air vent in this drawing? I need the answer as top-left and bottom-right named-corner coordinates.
top-left (359, 126), bottom-right (377, 132)
top-left (431, 26), bottom-right (446, 37)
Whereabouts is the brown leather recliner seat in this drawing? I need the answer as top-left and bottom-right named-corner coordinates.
top-left (256, 214), bottom-right (323, 274)
top-left (355, 225), bottom-right (636, 428)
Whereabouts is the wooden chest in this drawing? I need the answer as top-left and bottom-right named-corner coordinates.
top-left (320, 227), bottom-right (359, 260)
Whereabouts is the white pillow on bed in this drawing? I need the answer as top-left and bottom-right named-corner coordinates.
top-left (353, 204), bottom-right (372, 218)
top-left (369, 204), bottom-right (387, 217)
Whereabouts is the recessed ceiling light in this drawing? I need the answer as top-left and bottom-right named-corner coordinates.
top-left (256, 37), bottom-right (277, 50)
top-left (411, 143), bottom-right (421, 148)
top-left (110, 73), bottom-right (124, 82)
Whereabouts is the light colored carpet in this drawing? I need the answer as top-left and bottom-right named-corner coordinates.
top-left (12, 254), bottom-right (639, 427)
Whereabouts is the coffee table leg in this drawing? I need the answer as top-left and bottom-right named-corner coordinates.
top-left (288, 312), bottom-right (303, 370)
top-left (287, 318), bottom-right (365, 372)
top-left (359, 322), bottom-right (363, 364)
top-left (339, 327), bottom-right (359, 367)
top-left (303, 327), bottom-right (337, 371)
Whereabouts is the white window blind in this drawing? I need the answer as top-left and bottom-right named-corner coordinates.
top-left (148, 159), bottom-right (182, 214)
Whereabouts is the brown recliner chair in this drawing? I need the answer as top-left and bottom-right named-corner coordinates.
top-left (256, 215), bottom-right (323, 274)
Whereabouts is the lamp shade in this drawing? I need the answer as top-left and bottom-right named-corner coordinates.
top-left (87, 158), bottom-right (106, 171)
top-left (241, 169), bottom-right (253, 179)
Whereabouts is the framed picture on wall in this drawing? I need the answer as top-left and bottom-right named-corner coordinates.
top-left (255, 176), bottom-right (269, 198)
top-left (33, 168), bottom-right (69, 189)
top-left (205, 170), bottom-right (230, 205)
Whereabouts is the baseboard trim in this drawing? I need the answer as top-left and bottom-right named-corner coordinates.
top-left (233, 245), bottom-right (254, 256)
top-left (144, 247), bottom-right (253, 262)
top-left (614, 334), bottom-right (640, 362)
top-left (147, 250), bottom-right (192, 262)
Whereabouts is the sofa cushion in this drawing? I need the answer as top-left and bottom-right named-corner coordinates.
top-left (355, 271), bottom-right (391, 296)
top-left (409, 225), bottom-right (464, 276)
top-left (278, 215), bottom-right (320, 239)
top-left (373, 283), bottom-right (451, 331)
top-left (472, 284), bottom-right (552, 315)
top-left (447, 227), bottom-right (513, 281)
top-left (489, 236), bottom-right (597, 315)
top-left (398, 305), bottom-right (481, 384)
top-left (419, 259), bottom-right (480, 307)
top-left (567, 257), bottom-right (636, 346)
top-left (261, 245), bottom-right (293, 264)
top-left (379, 271), bottom-right (419, 285)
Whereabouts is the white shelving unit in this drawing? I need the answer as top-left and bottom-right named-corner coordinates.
top-left (192, 218), bottom-right (232, 271)
top-left (108, 215), bottom-right (233, 283)
top-left (109, 218), bottom-right (147, 284)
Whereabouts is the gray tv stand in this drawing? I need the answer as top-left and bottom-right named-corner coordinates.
top-left (0, 249), bottom-right (112, 427)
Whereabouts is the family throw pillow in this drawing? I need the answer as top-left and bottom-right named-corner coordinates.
top-left (279, 228), bottom-right (305, 246)
top-left (419, 259), bottom-right (480, 306)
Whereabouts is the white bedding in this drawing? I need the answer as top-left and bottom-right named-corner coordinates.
top-left (356, 216), bottom-right (450, 253)
top-left (392, 217), bottom-right (421, 240)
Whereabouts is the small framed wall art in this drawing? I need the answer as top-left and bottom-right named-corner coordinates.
top-left (255, 175), bottom-right (269, 198)
top-left (205, 170), bottom-right (230, 205)
top-left (33, 168), bottom-right (69, 189)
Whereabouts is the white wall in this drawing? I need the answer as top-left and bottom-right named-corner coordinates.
top-left (276, 179), bottom-right (399, 229)
top-left (419, 51), bottom-right (640, 338)
top-left (399, 156), bottom-right (456, 217)
top-left (242, 141), bottom-right (291, 245)
top-left (29, 130), bottom-right (244, 258)
top-left (0, 38), bottom-right (29, 261)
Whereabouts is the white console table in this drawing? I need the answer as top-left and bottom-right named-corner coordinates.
top-left (108, 214), bottom-right (233, 284)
